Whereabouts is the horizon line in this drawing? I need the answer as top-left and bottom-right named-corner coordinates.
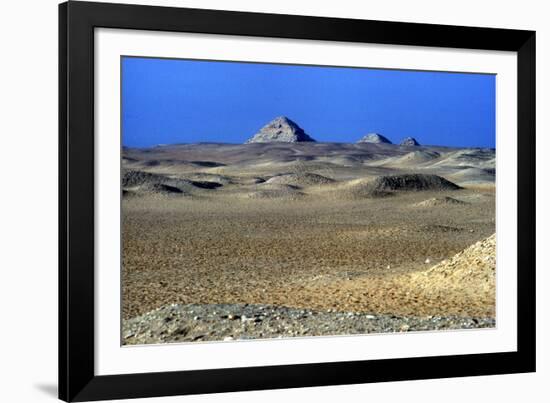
top-left (122, 141), bottom-right (496, 150)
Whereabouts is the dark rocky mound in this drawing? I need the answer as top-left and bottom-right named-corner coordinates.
top-left (368, 174), bottom-right (461, 192)
top-left (189, 160), bottom-right (226, 167)
top-left (357, 133), bottom-right (392, 144)
top-left (339, 179), bottom-right (395, 199)
top-left (122, 170), bottom-right (222, 196)
top-left (143, 183), bottom-right (185, 194)
top-left (191, 181), bottom-right (223, 190)
top-left (265, 172), bottom-right (334, 187)
top-left (122, 170), bottom-right (166, 187)
top-left (400, 137), bottom-right (420, 146)
top-left (245, 116), bottom-right (316, 143)
top-left (186, 172), bottom-right (234, 185)
top-left (140, 160), bottom-right (162, 167)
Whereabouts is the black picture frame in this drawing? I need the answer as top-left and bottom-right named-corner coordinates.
top-left (59, 1), bottom-right (536, 401)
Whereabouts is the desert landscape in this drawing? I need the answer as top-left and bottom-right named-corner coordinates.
top-left (121, 116), bottom-right (496, 345)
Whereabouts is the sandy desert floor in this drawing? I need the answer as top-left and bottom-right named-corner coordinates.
top-left (122, 190), bottom-right (495, 318)
top-left (121, 142), bottom-right (496, 343)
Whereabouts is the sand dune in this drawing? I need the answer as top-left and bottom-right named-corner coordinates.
top-left (393, 150), bottom-right (441, 165)
top-left (122, 142), bottom-right (493, 198)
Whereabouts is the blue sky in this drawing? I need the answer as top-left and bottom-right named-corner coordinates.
top-left (122, 57), bottom-right (495, 148)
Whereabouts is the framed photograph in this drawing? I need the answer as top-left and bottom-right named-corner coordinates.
top-left (59, 1), bottom-right (536, 401)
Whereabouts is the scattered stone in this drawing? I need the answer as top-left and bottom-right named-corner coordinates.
top-left (122, 303), bottom-right (495, 345)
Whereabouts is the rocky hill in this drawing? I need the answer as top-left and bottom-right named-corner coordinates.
top-left (245, 116), bottom-right (316, 143)
top-left (400, 137), bottom-right (420, 146)
top-left (357, 133), bottom-right (392, 144)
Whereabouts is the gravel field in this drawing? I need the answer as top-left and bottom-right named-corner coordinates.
top-left (122, 193), bottom-right (495, 320)
top-left (123, 303), bottom-right (495, 345)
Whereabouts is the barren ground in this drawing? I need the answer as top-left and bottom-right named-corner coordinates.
top-left (121, 143), bottom-right (496, 342)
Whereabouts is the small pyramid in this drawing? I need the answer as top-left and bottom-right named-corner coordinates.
top-left (357, 133), bottom-right (392, 144)
top-left (245, 116), bottom-right (315, 144)
top-left (400, 137), bottom-right (420, 146)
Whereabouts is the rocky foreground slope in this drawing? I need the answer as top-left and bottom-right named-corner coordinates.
top-left (407, 233), bottom-right (496, 292)
top-left (122, 234), bottom-right (496, 345)
top-left (122, 303), bottom-right (494, 345)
